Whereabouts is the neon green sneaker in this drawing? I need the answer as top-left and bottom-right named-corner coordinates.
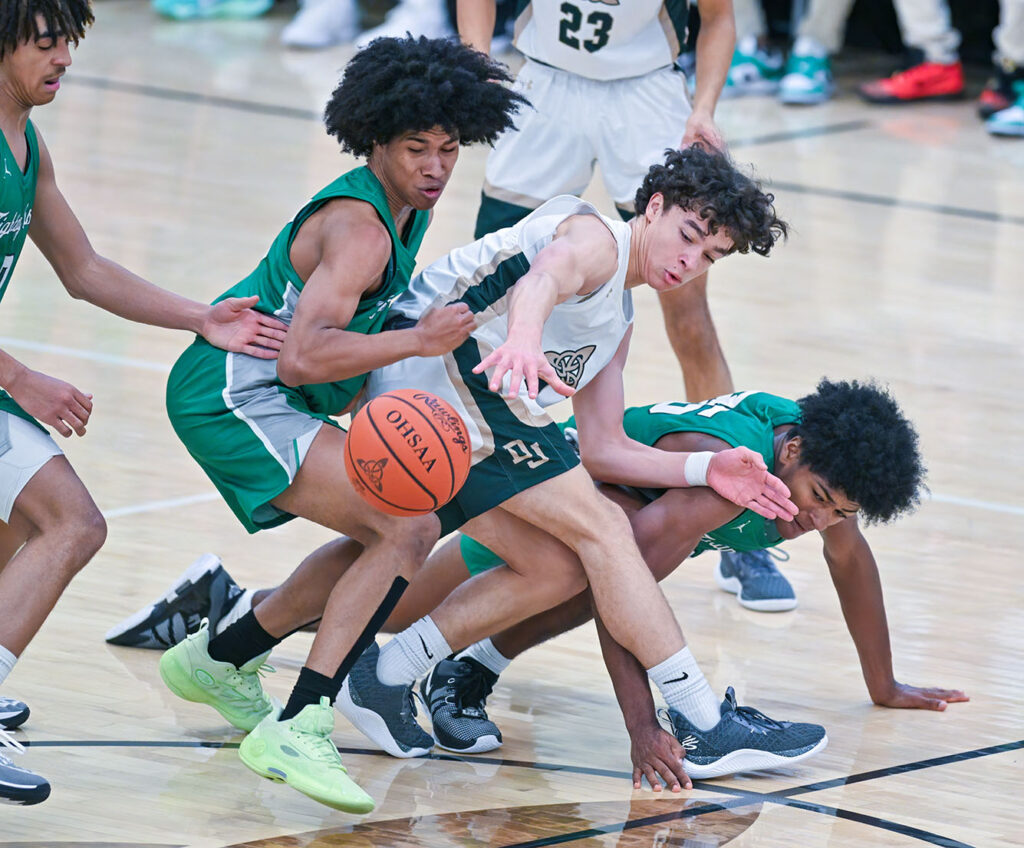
top-left (239, 698), bottom-right (375, 814)
top-left (158, 619), bottom-right (275, 732)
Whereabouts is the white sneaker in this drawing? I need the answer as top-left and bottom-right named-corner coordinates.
top-left (354, 0), bottom-right (452, 49)
top-left (281, 0), bottom-right (359, 49)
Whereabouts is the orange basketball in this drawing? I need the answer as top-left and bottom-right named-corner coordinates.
top-left (344, 389), bottom-right (472, 516)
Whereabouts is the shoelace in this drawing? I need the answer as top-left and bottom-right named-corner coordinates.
top-left (449, 665), bottom-right (494, 719)
top-left (730, 703), bottom-right (785, 733)
top-left (735, 548), bottom-right (788, 578)
top-left (291, 723), bottom-right (346, 767)
top-left (0, 726), bottom-right (25, 765)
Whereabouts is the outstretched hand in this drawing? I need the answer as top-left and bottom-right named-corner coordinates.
top-left (874, 681), bottom-right (969, 711)
top-left (472, 339), bottom-right (575, 400)
top-left (707, 446), bottom-right (798, 520)
top-left (202, 296), bottom-right (288, 359)
top-left (6, 367), bottom-right (92, 438)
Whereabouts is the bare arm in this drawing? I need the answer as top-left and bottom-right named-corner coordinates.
top-left (684, 0), bottom-right (735, 149)
top-left (472, 214), bottom-right (618, 398)
top-left (572, 346), bottom-right (796, 519)
top-left (27, 133), bottom-right (286, 358)
top-left (277, 202), bottom-right (474, 387)
top-left (457, 0), bottom-right (496, 54)
top-left (822, 521), bottom-right (969, 710)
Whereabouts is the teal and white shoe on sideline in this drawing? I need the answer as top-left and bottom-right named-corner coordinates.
top-left (779, 43), bottom-right (835, 105)
top-left (240, 698), bottom-right (375, 813)
top-left (158, 619), bottom-right (275, 732)
top-left (152, 0), bottom-right (272, 20)
top-left (986, 81), bottom-right (1024, 137)
top-left (722, 35), bottom-right (784, 98)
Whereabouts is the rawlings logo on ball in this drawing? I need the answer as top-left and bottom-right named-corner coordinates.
top-left (412, 392), bottom-right (469, 453)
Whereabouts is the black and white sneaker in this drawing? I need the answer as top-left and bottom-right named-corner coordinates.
top-left (422, 657), bottom-right (502, 753)
top-left (335, 642), bottom-right (434, 759)
top-left (105, 554), bottom-right (247, 649)
top-left (664, 687), bottom-right (827, 778)
top-left (0, 697), bottom-right (29, 731)
top-left (0, 729), bottom-right (49, 805)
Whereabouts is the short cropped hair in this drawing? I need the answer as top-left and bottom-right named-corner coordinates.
top-left (634, 147), bottom-right (788, 257)
top-left (324, 36), bottom-right (528, 158)
top-left (0, 0), bottom-right (93, 60)
top-left (793, 378), bottom-right (926, 524)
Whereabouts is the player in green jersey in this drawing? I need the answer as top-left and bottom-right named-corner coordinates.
top-left (125, 379), bottom-right (967, 790)
top-left (0, 0), bottom-right (287, 805)
top-left (155, 36), bottom-right (527, 812)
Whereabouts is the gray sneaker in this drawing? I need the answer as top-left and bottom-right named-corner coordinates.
top-left (105, 554), bottom-right (246, 649)
top-left (716, 549), bottom-right (797, 612)
top-left (421, 657), bottom-right (502, 753)
top-left (0, 729), bottom-right (49, 805)
top-left (335, 643), bottom-right (434, 758)
top-left (0, 697), bottom-right (29, 730)
top-left (664, 687), bottom-right (827, 778)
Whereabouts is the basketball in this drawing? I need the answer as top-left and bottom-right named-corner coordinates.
top-left (344, 389), bottom-right (472, 516)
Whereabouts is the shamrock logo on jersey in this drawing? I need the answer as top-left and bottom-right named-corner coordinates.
top-left (356, 457), bottom-right (388, 492)
top-left (545, 345), bottom-right (596, 389)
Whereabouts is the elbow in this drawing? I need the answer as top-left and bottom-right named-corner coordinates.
top-left (276, 352), bottom-right (305, 387)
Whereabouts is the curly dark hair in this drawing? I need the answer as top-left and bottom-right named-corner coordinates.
top-left (324, 36), bottom-right (528, 158)
top-left (791, 378), bottom-right (926, 524)
top-left (0, 0), bottom-right (92, 60)
top-left (634, 147), bottom-right (787, 257)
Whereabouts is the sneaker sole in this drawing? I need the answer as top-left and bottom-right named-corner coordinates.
top-left (0, 781), bottom-right (50, 806)
top-left (238, 739), bottom-right (375, 813)
top-left (105, 554), bottom-right (221, 646)
top-left (858, 92), bottom-right (965, 104)
top-left (685, 733), bottom-right (828, 779)
top-left (715, 564), bottom-right (797, 612)
top-left (434, 733), bottom-right (502, 755)
top-left (0, 707), bottom-right (29, 730)
top-left (336, 678), bottom-right (432, 759)
top-left (779, 91), bottom-right (833, 105)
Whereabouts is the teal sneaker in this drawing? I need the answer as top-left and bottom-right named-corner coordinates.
top-left (158, 619), bottom-right (275, 732)
top-left (152, 0), bottom-right (272, 20)
top-left (239, 698), bottom-right (376, 814)
top-left (722, 36), bottom-right (784, 98)
top-left (986, 81), bottom-right (1024, 137)
top-left (779, 53), bottom-right (835, 105)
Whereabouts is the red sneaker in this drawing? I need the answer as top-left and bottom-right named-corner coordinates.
top-left (858, 60), bottom-right (965, 103)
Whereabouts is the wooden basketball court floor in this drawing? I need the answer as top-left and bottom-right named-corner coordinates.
top-left (2, 2), bottom-right (1023, 845)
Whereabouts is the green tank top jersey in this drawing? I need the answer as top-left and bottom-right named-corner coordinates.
top-left (612, 391), bottom-right (802, 555)
top-left (215, 166), bottom-right (429, 416)
top-left (0, 122), bottom-right (42, 427)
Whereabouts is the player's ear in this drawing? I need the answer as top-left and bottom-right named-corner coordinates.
top-left (646, 192), bottom-right (664, 221)
top-left (781, 435), bottom-right (803, 465)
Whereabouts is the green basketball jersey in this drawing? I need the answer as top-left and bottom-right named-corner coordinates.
top-left (215, 166), bottom-right (429, 416)
top-left (0, 122), bottom-right (41, 426)
top-left (619, 392), bottom-right (801, 555)
top-left (565, 391), bottom-right (801, 555)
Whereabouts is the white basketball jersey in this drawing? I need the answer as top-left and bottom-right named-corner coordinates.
top-left (390, 196), bottom-right (634, 409)
top-left (513, 0), bottom-right (690, 81)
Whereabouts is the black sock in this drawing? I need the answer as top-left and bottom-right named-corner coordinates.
top-left (277, 576), bottom-right (411, 722)
top-left (280, 667), bottom-right (337, 722)
top-left (207, 610), bottom-right (281, 667)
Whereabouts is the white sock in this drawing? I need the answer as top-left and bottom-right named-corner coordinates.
top-left (792, 36), bottom-right (827, 59)
top-left (456, 638), bottom-right (510, 677)
top-left (0, 645), bottom-right (17, 688)
top-left (647, 647), bottom-right (720, 731)
top-left (376, 616), bottom-right (452, 686)
top-left (216, 588), bottom-right (255, 636)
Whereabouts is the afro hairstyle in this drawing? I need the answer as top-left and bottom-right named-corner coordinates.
top-left (634, 146), bottom-right (787, 257)
top-left (324, 35), bottom-right (528, 158)
top-left (793, 378), bottom-right (926, 524)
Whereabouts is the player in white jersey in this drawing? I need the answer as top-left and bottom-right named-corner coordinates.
top-left (459, 0), bottom-right (798, 610)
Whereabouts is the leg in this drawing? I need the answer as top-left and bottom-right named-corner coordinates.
top-left (656, 273), bottom-right (734, 401)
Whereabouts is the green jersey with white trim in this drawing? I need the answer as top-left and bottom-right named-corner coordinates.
top-left (214, 166), bottom-right (429, 416)
top-left (0, 122), bottom-right (41, 426)
top-left (568, 391), bottom-right (802, 555)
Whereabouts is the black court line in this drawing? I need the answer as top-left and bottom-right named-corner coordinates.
top-left (770, 180), bottom-right (1024, 227)
top-left (68, 74), bottom-right (321, 122)
top-left (730, 119), bottom-right (872, 148)
top-left (26, 737), bottom-right (1019, 847)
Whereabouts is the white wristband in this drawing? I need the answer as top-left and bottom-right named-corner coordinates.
top-left (684, 451), bottom-right (714, 487)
